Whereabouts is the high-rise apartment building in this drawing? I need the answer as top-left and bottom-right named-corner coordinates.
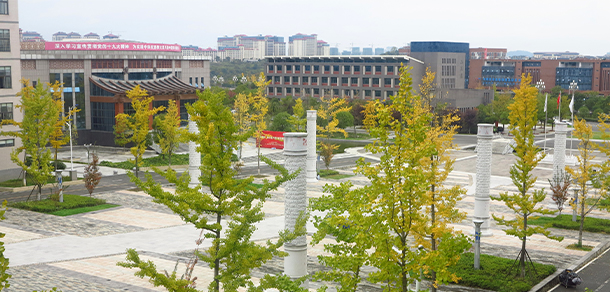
top-left (216, 34), bottom-right (285, 60)
top-left (330, 47), bottom-right (339, 55)
top-left (351, 47), bottom-right (361, 56)
top-left (288, 33), bottom-right (318, 56)
top-left (316, 41), bottom-right (329, 56)
top-left (0, 0), bottom-right (23, 178)
top-left (362, 47), bottom-right (373, 55)
top-left (374, 48), bottom-right (385, 55)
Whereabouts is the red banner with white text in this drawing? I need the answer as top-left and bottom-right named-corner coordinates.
top-left (259, 131), bottom-right (285, 149)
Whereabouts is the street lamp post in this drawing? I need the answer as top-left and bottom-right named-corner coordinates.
top-left (65, 121), bottom-right (74, 171)
top-left (241, 76), bottom-right (247, 84)
top-left (55, 169), bottom-right (64, 203)
top-left (568, 81), bottom-right (577, 155)
top-left (232, 75), bottom-right (238, 87)
top-left (535, 80), bottom-right (547, 153)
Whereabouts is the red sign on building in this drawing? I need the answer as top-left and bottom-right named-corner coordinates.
top-left (259, 131), bottom-right (285, 149)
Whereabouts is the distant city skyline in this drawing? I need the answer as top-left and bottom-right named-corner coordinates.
top-left (17, 0), bottom-right (610, 56)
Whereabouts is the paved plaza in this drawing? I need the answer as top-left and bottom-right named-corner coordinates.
top-left (2, 144), bottom-right (610, 291)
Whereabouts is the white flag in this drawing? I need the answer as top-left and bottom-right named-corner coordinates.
top-left (569, 96), bottom-right (575, 114)
top-left (544, 93), bottom-right (547, 113)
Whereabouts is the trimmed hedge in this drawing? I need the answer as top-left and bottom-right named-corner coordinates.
top-left (528, 214), bottom-right (610, 234)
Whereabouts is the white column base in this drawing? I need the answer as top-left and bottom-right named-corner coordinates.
top-left (284, 245), bottom-right (308, 287)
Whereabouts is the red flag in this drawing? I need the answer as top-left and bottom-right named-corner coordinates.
top-left (557, 91), bottom-right (561, 109)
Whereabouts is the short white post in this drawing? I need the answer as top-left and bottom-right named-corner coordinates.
top-left (283, 132), bottom-right (308, 286)
top-left (474, 220), bottom-right (484, 269)
top-left (188, 115), bottom-right (201, 188)
top-left (306, 110), bottom-right (317, 183)
top-left (474, 124), bottom-right (493, 236)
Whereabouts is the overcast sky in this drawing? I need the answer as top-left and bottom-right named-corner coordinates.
top-left (18, 0), bottom-right (610, 56)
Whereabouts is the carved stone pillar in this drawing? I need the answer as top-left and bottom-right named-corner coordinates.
top-left (306, 110), bottom-right (317, 182)
top-left (474, 124), bottom-right (493, 236)
top-left (283, 132), bottom-right (308, 284)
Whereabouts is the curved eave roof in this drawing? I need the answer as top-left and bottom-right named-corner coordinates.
top-left (89, 75), bottom-right (198, 96)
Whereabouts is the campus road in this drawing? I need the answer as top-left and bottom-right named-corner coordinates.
top-left (0, 156), bottom-right (372, 203)
top-left (550, 247), bottom-right (610, 292)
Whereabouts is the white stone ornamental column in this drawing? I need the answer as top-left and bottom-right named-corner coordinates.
top-left (306, 110), bottom-right (317, 183)
top-left (474, 124), bottom-right (493, 236)
top-left (188, 115), bottom-right (201, 188)
top-left (283, 132), bottom-right (308, 284)
top-left (553, 122), bottom-right (568, 180)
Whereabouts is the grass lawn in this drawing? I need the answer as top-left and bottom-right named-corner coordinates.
top-left (0, 176), bottom-right (75, 188)
top-left (9, 194), bottom-right (117, 216)
top-left (329, 132), bottom-right (371, 140)
top-left (528, 214), bottom-right (610, 234)
top-left (449, 253), bottom-right (556, 292)
top-left (50, 204), bottom-right (119, 216)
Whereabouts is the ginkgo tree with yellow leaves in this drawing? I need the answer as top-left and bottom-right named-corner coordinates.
top-left (568, 118), bottom-right (609, 248)
top-left (310, 66), bottom-right (470, 292)
top-left (49, 81), bottom-right (80, 171)
top-left (233, 92), bottom-right (251, 160)
top-left (249, 73), bottom-right (271, 175)
top-left (316, 94), bottom-right (351, 169)
top-left (154, 100), bottom-right (182, 168)
top-left (115, 85), bottom-right (165, 178)
top-left (287, 98), bottom-right (306, 132)
top-left (491, 74), bottom-right (562, 278)
top-left (1, 81), bottom-right (62, 200)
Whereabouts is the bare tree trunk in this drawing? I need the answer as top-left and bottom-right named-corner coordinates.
top-left (520, 215), bottom-right (527, 278)
top-left (579, 199), bottom-right (585, 246)
top-left (213, 212), bottom-right (221, 292)
top-left (37, 185), bottom-right (41, 201)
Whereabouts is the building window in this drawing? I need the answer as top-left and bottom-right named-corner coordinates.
top-left (341, 77), bottom-right (348, 84)
top-left (314, 88), bottom-right (320, 95)
top-left (344, 65), bottom-right (351, 73)
top-left (284, 76), bottom-right (290, 83)
top-left (0, 102), bottom-right (12, 121)
top-left (180, 99), bottom-right (196, 126)
top-left (387, 66), bottom-right (394, 74)
top-left (295, 65), bottom-right (301, 71)
top-left (0, 29), bottom-right (9, 52)
top-left (0, 0), bottom-right (7, 15)
top-left (286, 87), bottom-right (292, 94)
top-left (375, 90), bottom-right (381, 97)
top-left (91, 102), bottom-right (115, 132)
top-left (331, 77), bottom-right (338, 84)
top-left (0, 139), bottom-right (14, 147)
top-left (292, 76), bottom-right (298, 83)
top-left (268, 65), bottom-right (274, 72)
top-left (195, 77), bottom-right (199, 87)
top-left (311, 77), bottom-right (318, 83)
top-left (305, 65), bottom-right (311, 71)
top-left (333, 65), bottom-right (339, 72)
top-left (274, 76), bottom-right (280, 83)
top-left (0, 66), bottom-right (11, 88)
top-left (351, 77), bottom-right (358, 85)
top-left (313, 65), bottom-right (319, 71)
top-left (302, 76), bottom-right (309, 84)
top-left (157, 60), bottom-right (173, 69)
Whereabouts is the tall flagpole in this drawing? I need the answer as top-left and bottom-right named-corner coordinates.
top-left (569, 80), bottom-right (578, 157)
top-left (544, 93), bottom-right (548, 153)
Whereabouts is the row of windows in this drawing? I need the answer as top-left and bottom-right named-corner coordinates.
top-left (267, 87), bottom-right (396, 98)
top-left (442, 58), bottom-right (456, 64)
top-left (268, 64), bottom-right (397, 74)
top-left (91, 102), bottom-right (115, 132)
top-left (441, 78), bottom-right (456, 89)
top-left (268, 75), bottom-right (400, 87)
top-left (441, 65), bottom-right (456, 77)
top-left (268, 58), bottom-right (408, 63)
top-left (91, 59), bottom-right (176, 69)
top-left (189, 77), bottom-right (205, 88)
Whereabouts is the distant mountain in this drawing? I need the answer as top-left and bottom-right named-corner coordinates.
top-left (507, 50), bottom-right (533, 57)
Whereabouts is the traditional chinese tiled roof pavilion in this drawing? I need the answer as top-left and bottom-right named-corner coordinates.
top-left (89, 75), bottom-right (198, 96)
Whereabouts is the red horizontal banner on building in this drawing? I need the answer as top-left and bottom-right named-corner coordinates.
top-left (260, 131), bottom-right (285, 149)
top-left (45, 42), bottom-right (182, 52)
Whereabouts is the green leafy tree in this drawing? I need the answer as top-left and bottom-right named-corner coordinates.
top-left (156, 100), bottom-right (183, 168)
top-left (577, 105), bottom-right (590, 119)
top-left (115, 85), bottom-right (165, 178)
top-left (491, 93), bottom-right (513, 128)
top-left (567, 118), bottom-right (609, 247)
top-left (0, 201), bottom-right (10, 290)
top-left (491, 74), bottom-right (562, 278)
top-left (119, 88), bottom-right (306, 292)
top-left (287, 98), bottom-right (306, 132)
top-left (113, 117), bottom-right (132, 149)
top-left (595, 111), bottom-right (610, 215)
top-left (270, 112), bottom-right (292, 132)
top-left (0, 81), bottom-right (60, 201)
top-left (317, 94), bottom-right (351, 169)
top-left (336, 111), bottom-right (354, 130)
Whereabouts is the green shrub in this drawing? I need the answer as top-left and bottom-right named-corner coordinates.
top-left (449, 253), bottom-right (556, 292)
top-left (10, 194), bottom-right (107, 213)
top-left (270, 112), bottom-right (292, 132)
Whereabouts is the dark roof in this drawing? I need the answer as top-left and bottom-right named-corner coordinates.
top-left (89, 75), bottom-right (198, 96)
